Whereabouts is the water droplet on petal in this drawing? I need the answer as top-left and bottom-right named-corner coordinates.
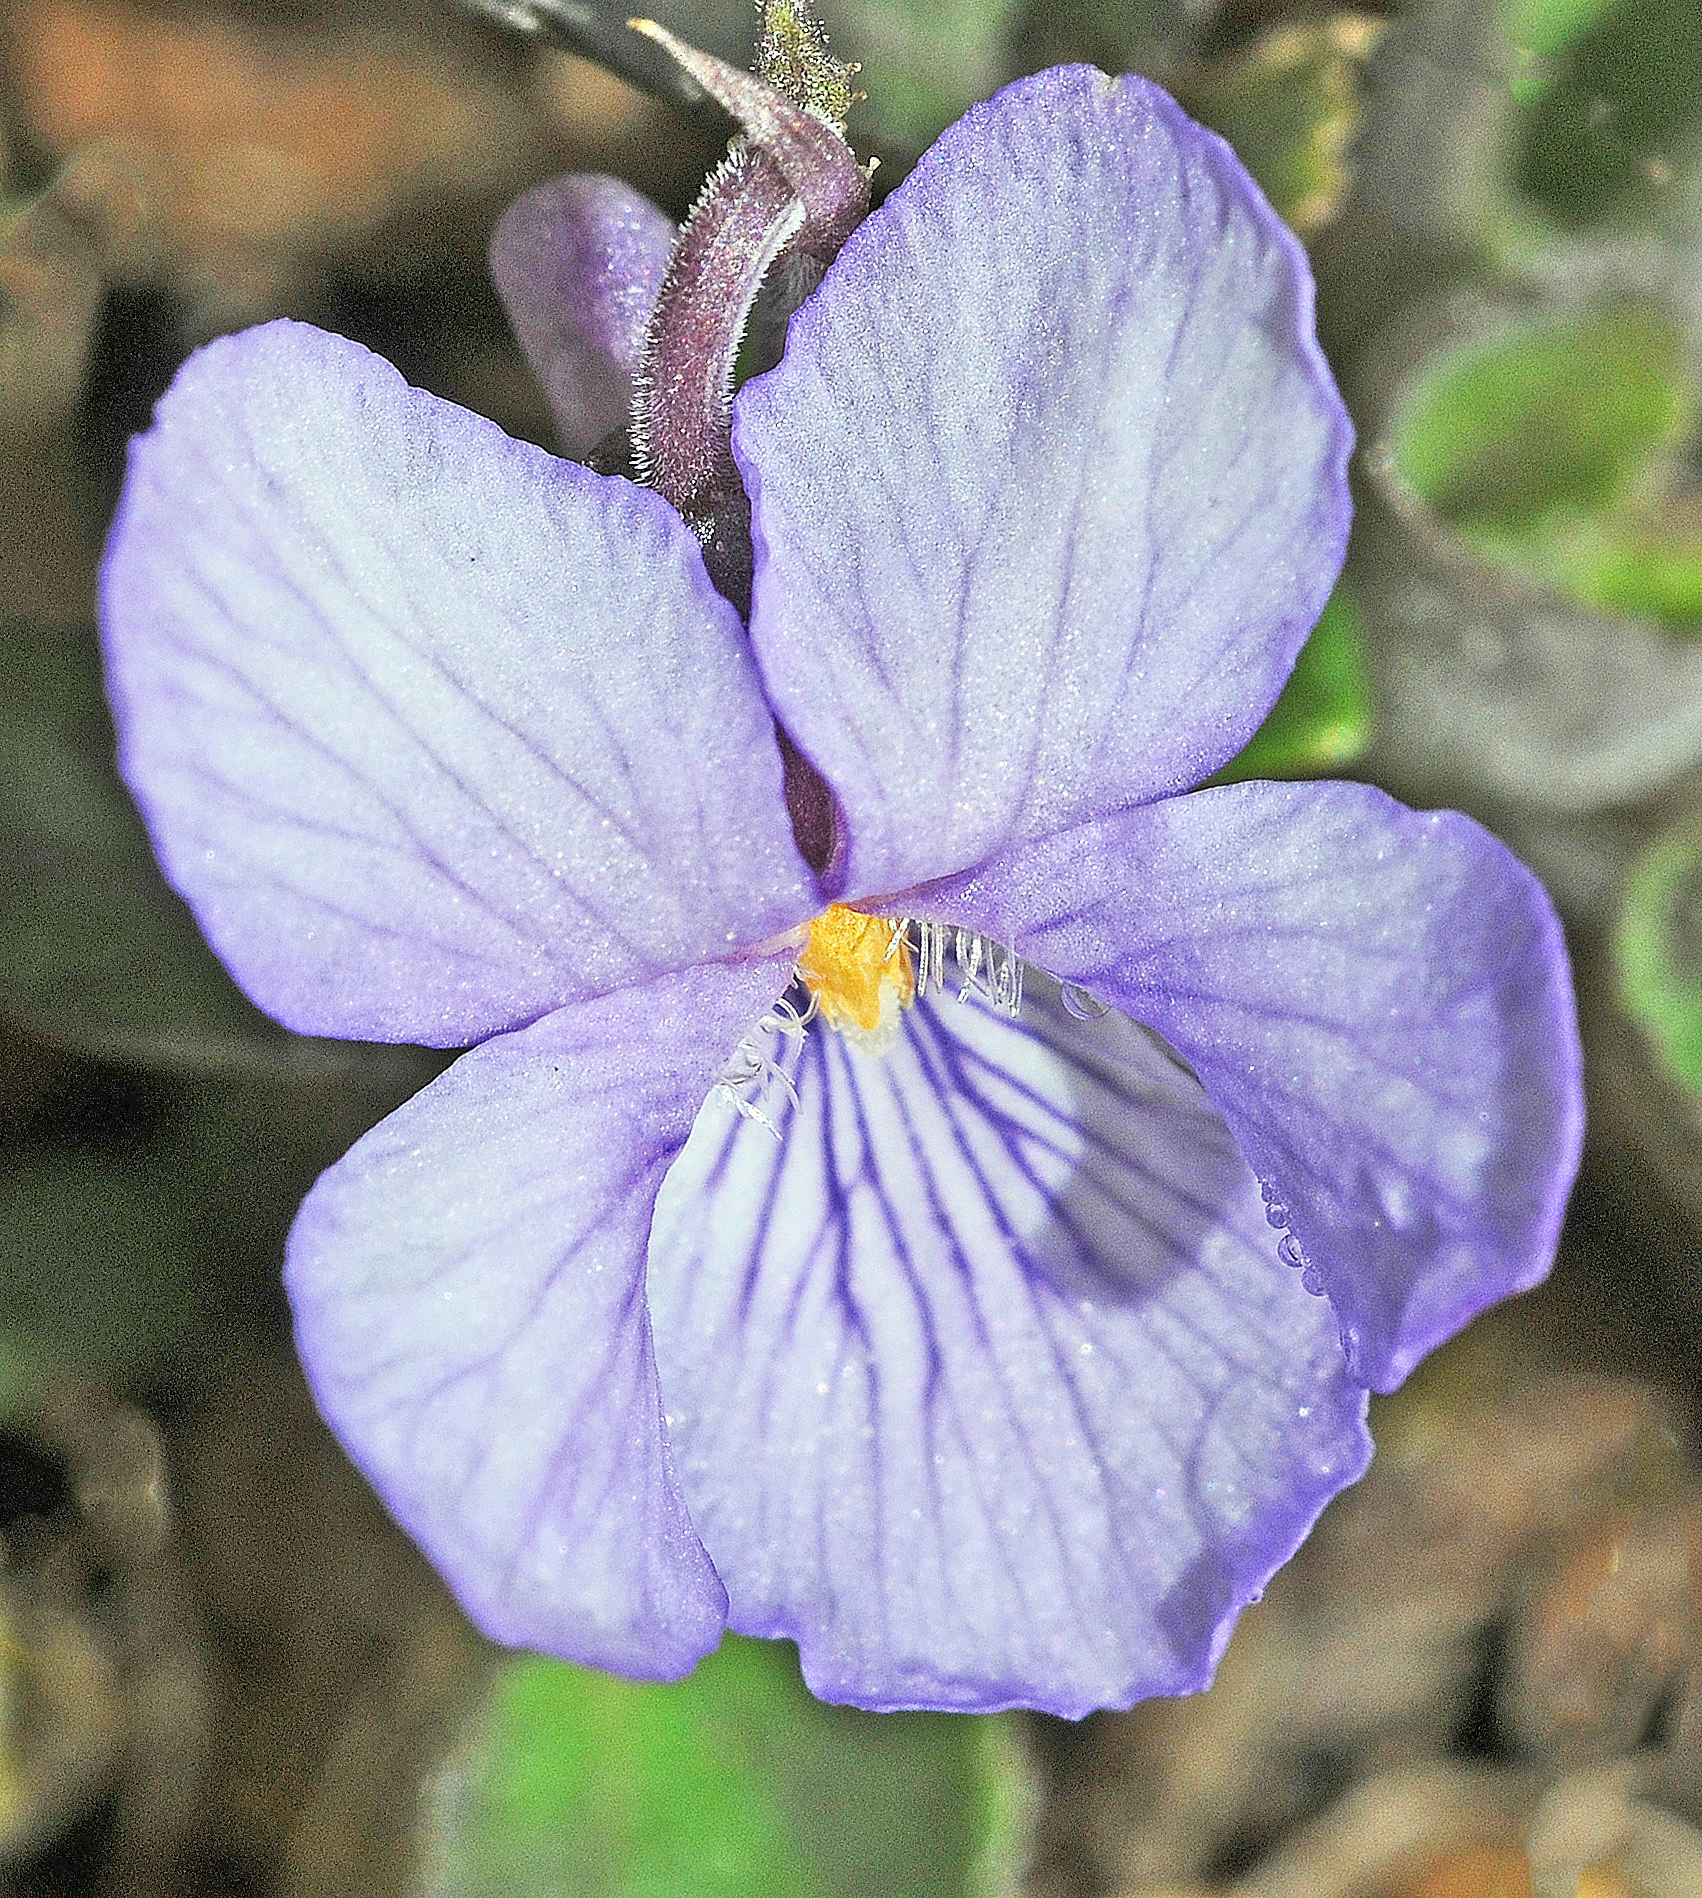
top-left (1059, 982), bottom-right (1110, 1021)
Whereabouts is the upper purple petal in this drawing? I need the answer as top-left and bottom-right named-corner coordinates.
top-left (648, 976), bottom-right (1371, 1716)
top-left (286, 954), bottom-right (794, 1674)
top-left (919, 781), bottom-right (1584, 1393)
top-left (733, 68), bottom-right (1352, 901)
top-left (489, 173), bottom-right (676, 458)
top-left (101, 320), bottom-right (816, 1047)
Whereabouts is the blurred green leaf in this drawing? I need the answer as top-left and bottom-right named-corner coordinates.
top-left (832, 0), bottom-right (1027, 149)
top-left (1503, 0), bottom-right (1619, 103)
top-left (1617, 818), bottom-right (1702, 1095)
top-left (1009, 0), bottom-right (1188, 77)
top-left (1390, 302), bottom-right (1690, 522)
top-left (1387, 302), bottom-right (1702, 628)
top-left (1504, 0), bottom-right (1619, 59)
top-left (0, 617), bottom-right (429, 1077)
top-left (0, 1075), bottom-right (424, 1386)
top-left (1212, 589), bottom-right (1373, 783)
top-left (0, 1141), bottom-right (214, 1383)
top-left (1465, 505), bottom-right (1702, 624)
top-left (0, 616), bottom-right (286, 1064)
top-left (1177, 17), bottom-right (1383, 236)
top-left (420, 1637), bottom-right (1026, 1898)
top-left (1515, 0), bottom-right (1702, 219)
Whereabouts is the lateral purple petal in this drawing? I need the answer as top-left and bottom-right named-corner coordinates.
top-left (286, 955), bottom-right (792, 1674)
top-left (647, 978), bottom-right (1371, 1715)
top-left (734, 68), bottom-right (1352, 899)
top-left (101, 320), bottom-right (816, 1046)
top-left (920, 782), bottom-right (1584, 1394)
top-left (489, 173), bottom-right (675, 458)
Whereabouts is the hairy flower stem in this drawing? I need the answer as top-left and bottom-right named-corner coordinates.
top-left (633, 141), bottom-right (799, 610)
top-left (629, 10), bottom-right (870, 615)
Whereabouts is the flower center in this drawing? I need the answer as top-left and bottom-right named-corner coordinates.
top-left (797, 904), bottom-right (914, 1046)
top-left (717, 911), bottom-right (1029, 1126)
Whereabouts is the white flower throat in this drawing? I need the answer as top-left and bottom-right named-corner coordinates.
top-left (797, 906), bottom-right (1023, 1055)
top-left (716, 907), bottom-right (1024, 1132)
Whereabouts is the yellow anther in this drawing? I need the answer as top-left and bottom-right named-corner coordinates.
top-left (798, 905), bottom-right (915, 1045)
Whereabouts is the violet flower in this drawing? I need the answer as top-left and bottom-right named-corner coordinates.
top-left (99, 52), bottom-right (1582, 1716)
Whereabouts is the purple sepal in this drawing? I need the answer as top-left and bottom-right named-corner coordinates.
top-left (631, 21), bottom-right (868, 260)
top-left (287, 954), bottom-right (795, 1674)
top-left (735, 68), bottom-right (1353, 901)
top-left (101, 320), bottom-right (816, 1047)
top-left (918, 780), bottom-right (1585, 1393)
top-left (489, 174), bottom-right (675, 458)
top-left (648, 978), bottom-right (1371, 1715)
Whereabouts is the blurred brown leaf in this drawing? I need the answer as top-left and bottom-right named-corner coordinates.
top-left (3, 0), bottom-right (560, 322)
top-left (1, 144), bottom-right (151, 428)
top-left (1398, 1845), bottom-right (1534, 1898)
top-left (1032, 1349), bottom-right (1700, 1898)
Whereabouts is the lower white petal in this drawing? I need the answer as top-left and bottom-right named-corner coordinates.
top-left (647, 973), bottom-right (1371, 1716)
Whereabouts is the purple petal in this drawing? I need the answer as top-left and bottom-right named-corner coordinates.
top-left (489, 174), bottom-right (675, 458)
top-left (101, 320), bottom-right (816, 1046)
top-left (286, 954), bottom-right (793, 1674)
top-left (647, 977), bottom-right (1371, 1715)
top-left (733, 68), bottom-right (1352, 899)
top-left (920, 781), bottom-right (1584, 1393)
